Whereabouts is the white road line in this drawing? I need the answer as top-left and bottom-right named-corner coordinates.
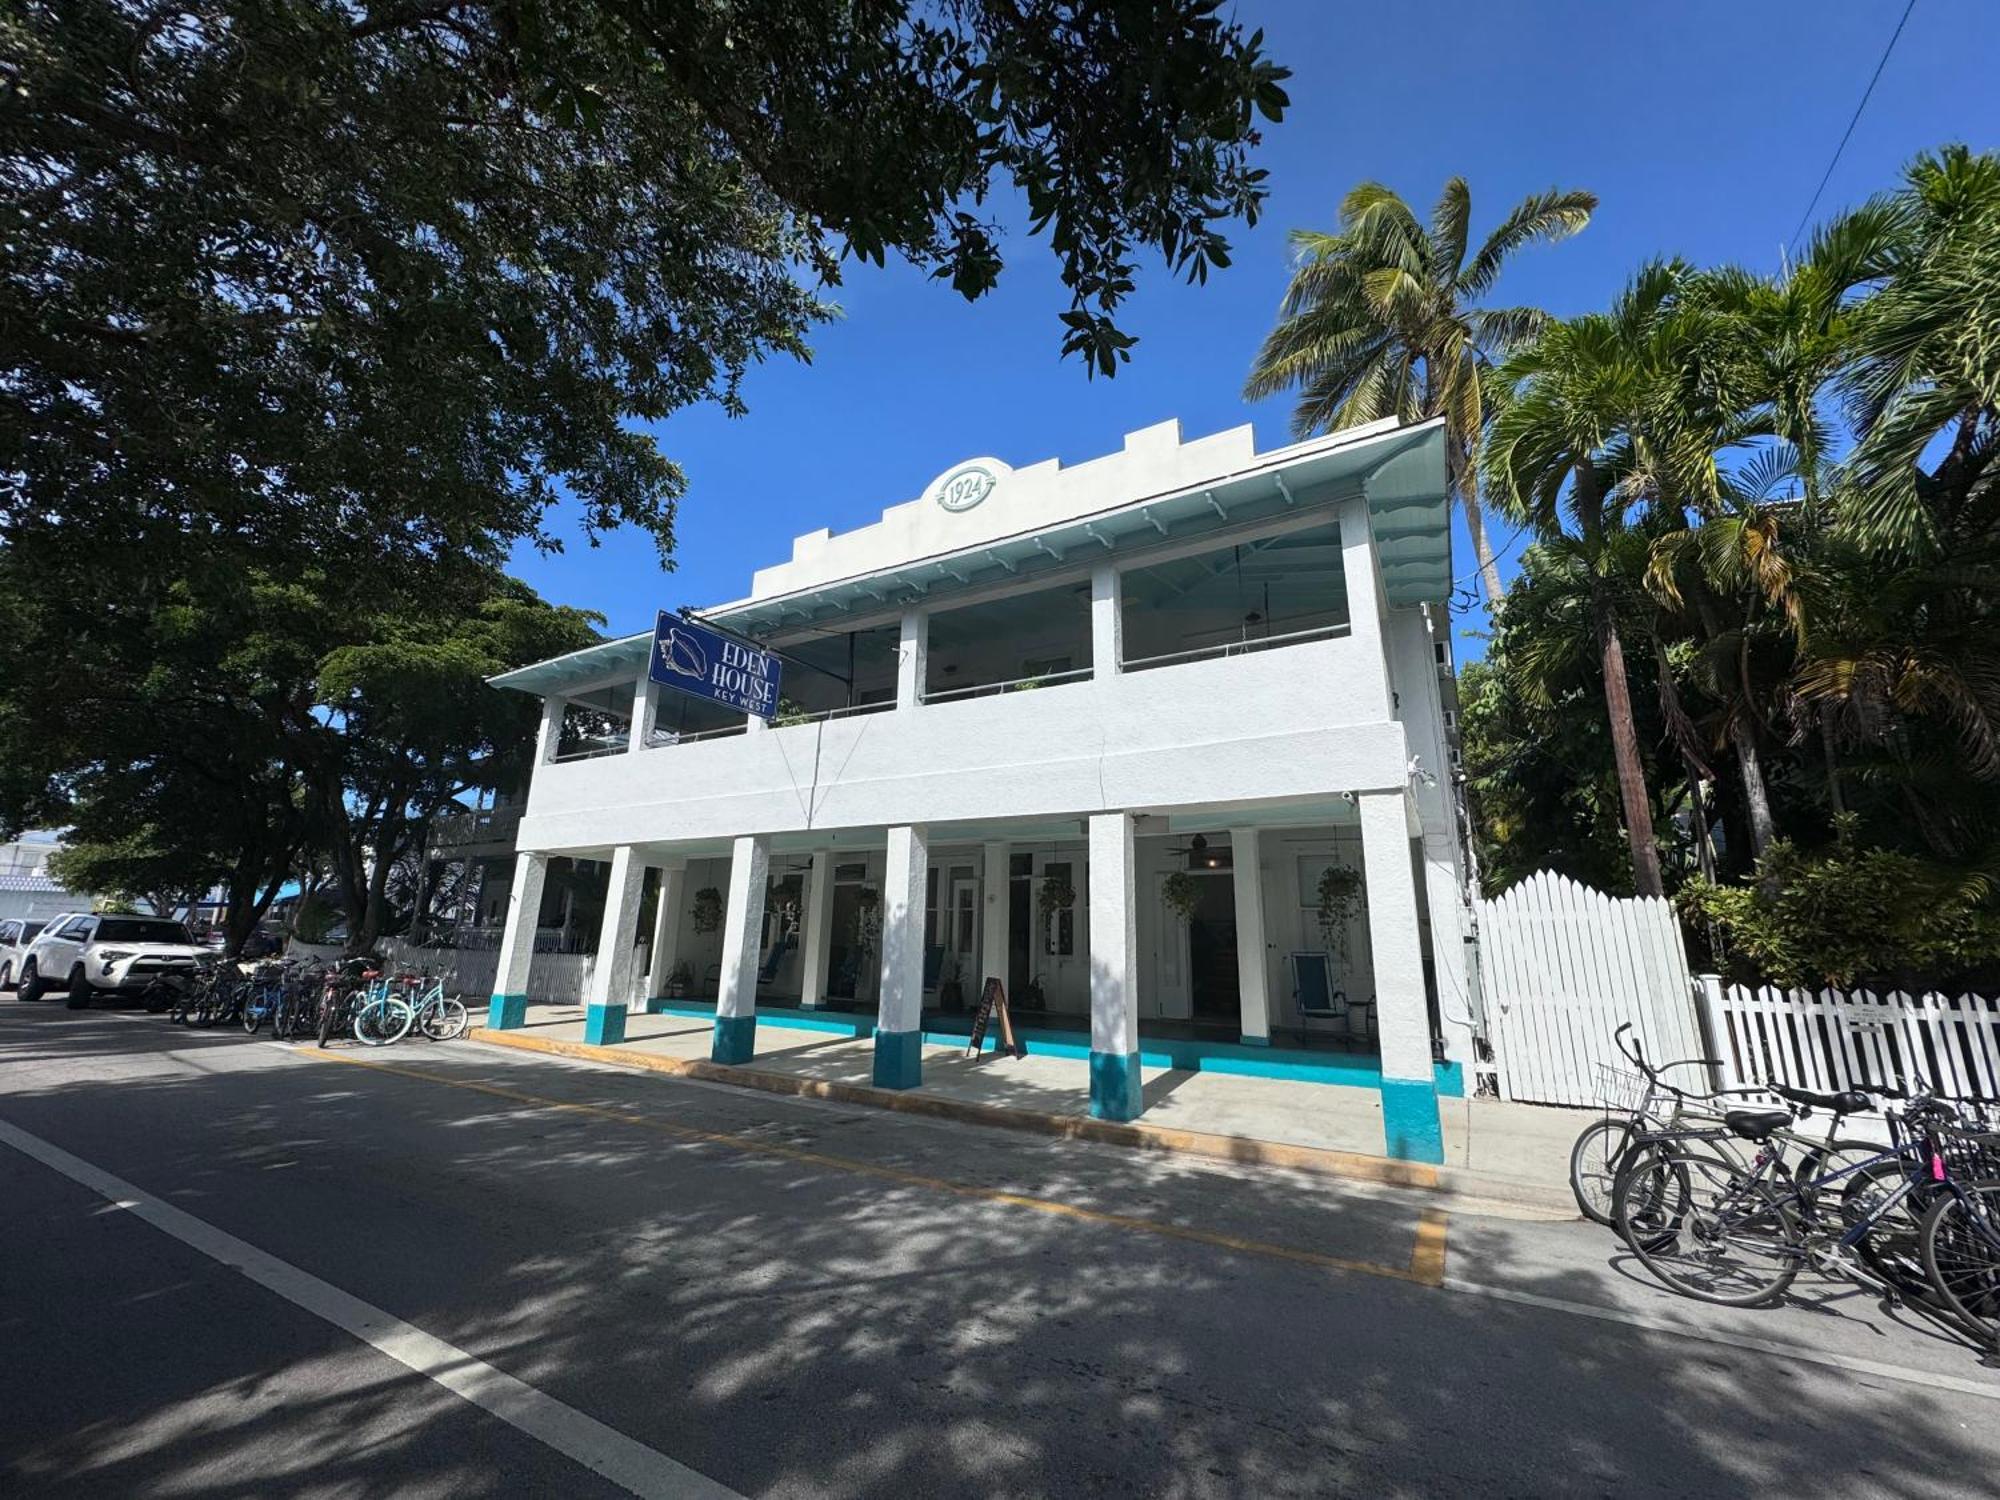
top-left (1444, 1275), bottom-right (2000, 1401)
top-left (0, 1116), bottom-right (745, 1500)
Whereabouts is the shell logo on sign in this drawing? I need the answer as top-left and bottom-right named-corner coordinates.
top-left (927, 457), bottom-right (1011, 513)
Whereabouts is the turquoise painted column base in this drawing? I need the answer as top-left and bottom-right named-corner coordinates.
top-left (1380, 1076), bottom-right (1445, 1164)
top-left (872, 1028), bottom-right (922, 1090)
top-left (583, 1003), bottom-right (627, 1046)
top-left (712, 1013), bottom-right (756, 1064)
top-left (487, 993), bottom-right (526, 1030)
top-left (1089, 1050), bottom-right (1144, 1122)
top-left (1238, 1033), bottom-right (1271, 1047)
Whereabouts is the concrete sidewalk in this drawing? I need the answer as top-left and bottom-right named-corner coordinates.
top-left (474, 1004), bottom-right (1581, 1214)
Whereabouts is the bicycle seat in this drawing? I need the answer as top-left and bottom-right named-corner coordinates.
top-left (1773, 1085), bottom-right (1873, 1116)
top-left (1724, 1109), bottom-right (1794, 1142)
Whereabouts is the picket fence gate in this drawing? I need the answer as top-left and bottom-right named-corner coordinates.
top-left (1477, 871), bottom-right (1704, 1107)
top-left (1696, 982), bottom-right (2000, 1122)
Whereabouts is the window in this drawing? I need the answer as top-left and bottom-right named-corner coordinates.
top-left (1120, 519), bottom-right (1349, 668)
top-left (1042, 861), bottom-right (1075, 956)
top-left (96, 917), bottom-right (195, 945)
top-left (924, 581), bottom-right (1093, 701)
top-left (19, 921), bottom-right (43, 943)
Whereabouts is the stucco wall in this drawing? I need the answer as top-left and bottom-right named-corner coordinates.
top-left (517, 634), bottom-right (1410, 854)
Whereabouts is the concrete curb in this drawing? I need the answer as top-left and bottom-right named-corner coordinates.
top-left (468, 1027), bottom-right (1576, 1216)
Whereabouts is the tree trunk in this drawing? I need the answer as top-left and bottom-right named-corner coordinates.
top-left (1730, 718), bottom-right (1777, 861)
top-left (1594, 591), bottom-right (1665, 898)
top-left (1453, 446), bottom-right (1506, 607)
top-left (1821, 720), bottom-right (1847, 817)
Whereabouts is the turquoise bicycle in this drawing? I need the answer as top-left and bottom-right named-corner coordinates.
top-left (352, 971), bottom-right (468, 1045)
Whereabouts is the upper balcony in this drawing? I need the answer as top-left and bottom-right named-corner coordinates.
top-left (493, 417), bottom-right (1452, 852)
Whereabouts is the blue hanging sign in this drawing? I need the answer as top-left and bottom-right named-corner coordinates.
top-left (649, 611), bottom-right (783, 721)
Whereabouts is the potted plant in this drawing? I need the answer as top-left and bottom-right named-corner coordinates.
top-left (1161, 870), bottom-right (1199, 924)
top-left (691, 886), bottom-right (724, 935)
top-left (1316, 865), bottom-right (1362, 955)
top-left (666, 961), bottom-right (693, 998)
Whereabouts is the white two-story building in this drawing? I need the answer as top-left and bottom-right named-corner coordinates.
top-left (485, 416), bottom-right (1478, 1162)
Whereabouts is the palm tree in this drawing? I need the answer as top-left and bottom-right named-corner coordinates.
top-left (1244, 177), bottom-right (1596, 604)
top-left (1482, 266), bottom-right (1685, 896)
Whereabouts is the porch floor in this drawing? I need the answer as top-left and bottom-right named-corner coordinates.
top-left (497, 1001), bottom-right (1576, 1187)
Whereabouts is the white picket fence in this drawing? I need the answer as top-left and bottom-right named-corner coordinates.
top-left (1478, 871), bottom-right (1704, 1107)
top-left (1696, 981), bottom-right (2000, 1110)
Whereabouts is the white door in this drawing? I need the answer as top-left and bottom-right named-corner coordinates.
top-left (946, 872), bottom-right (978, 996)
top-left (1030, 852), bottom-right (1087, 1013)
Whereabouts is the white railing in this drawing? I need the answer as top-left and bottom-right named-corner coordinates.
top-left (921, 666), bottom-right (1094, 704)
top-left (645, 723), bottom-right (747, 747)
top-left (1120, 621), bottom-right (1350, 675)
top-left (771, 700), bottom-right (896, 728)
top-left (1696, 979), bottom-right (2000, 1110)
top-left (432, 805), bottom-right (524, 847)
top-left (552, 739), bottom-right (628, 763)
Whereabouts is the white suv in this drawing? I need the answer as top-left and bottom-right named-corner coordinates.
top-left (19, 913), bottom-right (205, 1009)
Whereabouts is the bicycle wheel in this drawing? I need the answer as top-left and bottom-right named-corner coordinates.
top-left (241, 996), bottom-right (265, 1034)
top-left (317, 994), bottom-right (340, 1048)
top-left (1920, 1181), bottom-right (2000, 1335)
top-left (419, 997), bottom-right (468, 1042)
top-left (1570, 1116), bottom-right (1638, 1226)
top-left (1838, 1157), bottom-right (1930, 1294)
top-left (1614, 1147), bottom-right (1803, 1307)
top-left (355, 997), bottom-right (414, 1046)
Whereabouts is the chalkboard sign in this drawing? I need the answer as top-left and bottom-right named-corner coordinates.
top-left (966, 976), bottom-right (1025, 1058)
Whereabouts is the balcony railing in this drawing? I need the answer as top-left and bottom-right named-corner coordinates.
top-left (1120, 621), bottom-right (1350, 675)
top-left (921, 666), bottom-right (1094, 704)
top-left (431, 805), bottom-right (524, 848)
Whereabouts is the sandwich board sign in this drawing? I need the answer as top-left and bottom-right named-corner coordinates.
top-left (651, 610), bottom-right (782, 721)
top-left (966, 976), bottom-right (1026, 1059)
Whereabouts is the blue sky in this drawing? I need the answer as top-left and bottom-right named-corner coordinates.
top-left (508, 0), bottom-right (1999, 661)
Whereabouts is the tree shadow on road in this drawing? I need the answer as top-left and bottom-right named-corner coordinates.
top-left (1, 1004), bottom-right (1995, 1499)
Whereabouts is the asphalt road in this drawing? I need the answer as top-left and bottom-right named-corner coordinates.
top-left (2, 998), bottom-right (1996, 1499)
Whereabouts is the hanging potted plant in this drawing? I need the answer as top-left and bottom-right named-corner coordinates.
top-left (691, 886), bottom-right (724, 935)
top-left (1316, 865), bottom-right (1362, 955)
top-left (1161, 870), bottom-right (1199, 924)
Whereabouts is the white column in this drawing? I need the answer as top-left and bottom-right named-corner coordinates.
top-left (535, 696), bottom-right (565, 765)
top-left (627, 671), bottom-right (657, 752)
top-left (797, 851), bottom-right (834, 1008)
top-left (896, 609), bottom-right (927, 710)
top-left (1230, 826), bottom-right (1272, 1044)
top-left (712, 834), bottom-right (769, 1063)
top-left (1090, 564), bottom-right (1122, 679)
top-left (980, 840), bottom-right (1009, 994)
top-left (644, 858), bottom-right (687, 1005)
top-left (487, 851), bottom-right (547, 1028)
top-left (873, 824), bottom-right (928, 1087)
top-left (1338, 495), bottom-right (1393, 720)
top-left (1088, 811), bottom-right (1142, 1121)
top-left (1359, 788), bottom-right (1443, 1162)
top-left (584, 845), bottom-right (645, 1043)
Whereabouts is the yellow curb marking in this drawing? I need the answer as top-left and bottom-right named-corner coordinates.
top-left (288, 1046), bottom-right (1449, 1289)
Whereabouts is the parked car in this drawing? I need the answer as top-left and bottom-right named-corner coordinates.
top-left (0, 916), bottom-right (55, 991)
top-left (18, 913), bottom-right (205, 1009)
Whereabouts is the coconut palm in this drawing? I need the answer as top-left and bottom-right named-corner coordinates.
top-left (1482, 265), bottom-right (1686, 896)
top-left (1244, 177), bottom-right (1596, 605)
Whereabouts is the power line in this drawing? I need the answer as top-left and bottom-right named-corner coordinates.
top-left (1786, 0), bottom-right (1918, 256)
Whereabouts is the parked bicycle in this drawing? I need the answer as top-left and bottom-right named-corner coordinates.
top-left (1608, 1079), bottom-right (2000, 1353)
top-left (351, 970), bottom-right (468, 1046)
